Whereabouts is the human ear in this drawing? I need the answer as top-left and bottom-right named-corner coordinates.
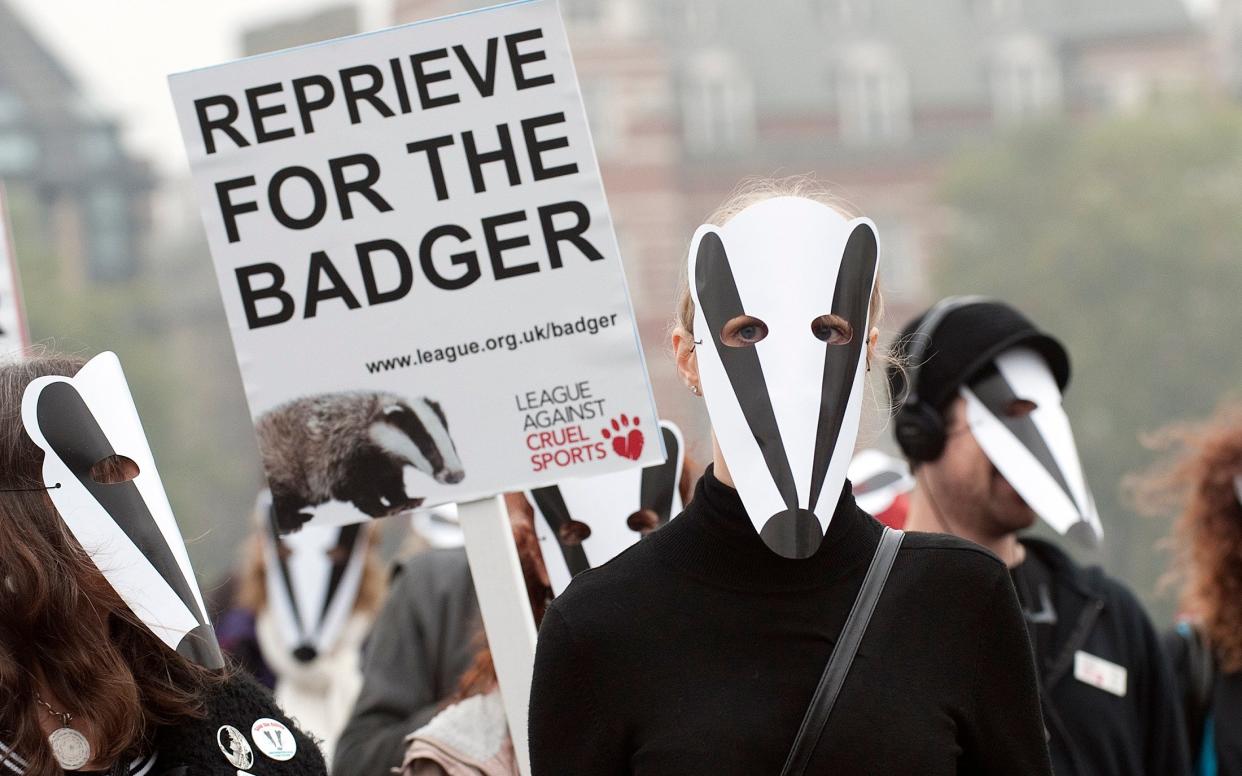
top-left (671, 326), bottom-right (701, 395)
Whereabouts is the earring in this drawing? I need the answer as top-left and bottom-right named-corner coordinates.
top-left (689, 385), bottom-right (700, 396)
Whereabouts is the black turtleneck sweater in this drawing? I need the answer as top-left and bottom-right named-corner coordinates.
top-left (528, 468), bottom-right (1052, 775)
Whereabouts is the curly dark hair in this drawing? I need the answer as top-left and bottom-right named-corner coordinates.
top-left (1130, 402), bottom-right (1242, 673)
top-left (0, 354), bottom-right (221, 775)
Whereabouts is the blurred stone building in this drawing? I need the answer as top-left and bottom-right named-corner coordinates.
top-left (392, 0), bottom-right (1212, 433)
top-left (241, 4), bottom-right (361, 57)
top-left (0, 0), bottom-right (152, 284)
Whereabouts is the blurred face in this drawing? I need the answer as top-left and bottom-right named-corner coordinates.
top-left (922, 396), bottom-right (1038, 537)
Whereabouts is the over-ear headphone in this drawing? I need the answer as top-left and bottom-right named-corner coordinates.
top-left (894, 296), bottom-right (990, 464)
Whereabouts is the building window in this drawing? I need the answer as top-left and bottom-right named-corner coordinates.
top-left (682, 52), bottom-right (755, 153)
top-left (561, 0), bottom-right (604, 29)
top-left (581, 80), bottom-right (621, 159)
top-left (875, 219), bottom-right (921, 297)
top-left (971, 0), bottom-right (1022, 21)
top-left (0, 131), bottom-right (39, 175)
top-left (815, 0), bottom-right (873, 27)
top-left (86, 187), bottom-right (134, 282)
top-left (682, 0), bottom-right (720, 36)
top-left (991, 36), bottom-right (1061, 123)
top-left (836, 46), bottom-right (910, 144)
top-left (0, 89), bottom-right (23, 124)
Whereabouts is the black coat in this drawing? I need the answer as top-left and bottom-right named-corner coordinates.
top-left (1020, 538), bottom-right (1191, 776)
top-left (1, 672), bottom-right (325, 776)
top-left (152, 670), bottom-right (326, 775)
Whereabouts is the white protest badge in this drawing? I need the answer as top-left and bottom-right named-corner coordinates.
top-left (1073, 651), bottom-right (1127, 697)
top-left (0, 185), bottom-right (30, 355)
top-left (251, 718), bottom-right (297, 762)
top-left (169, 0), bottom-right (660, 535)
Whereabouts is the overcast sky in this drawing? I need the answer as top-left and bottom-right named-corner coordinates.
top-left (9, 0), bottom-right (392, 177)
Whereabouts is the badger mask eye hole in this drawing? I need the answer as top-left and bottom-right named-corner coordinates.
top-left (89, 454), bottom-right (140, 485)
top-left (1005, 398), bottom-right (1038, 418)
top-left (810, 314), bottom-right (853, 345)
top-left (720, 315), bottom-right (769, 348)
top-left (557, 520), bottom-right (592, 546)
top-left (626, 509), bottom-right (661, 535)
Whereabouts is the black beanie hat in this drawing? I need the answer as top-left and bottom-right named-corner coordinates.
top-left (887, 299), bottom-right (1071, 415)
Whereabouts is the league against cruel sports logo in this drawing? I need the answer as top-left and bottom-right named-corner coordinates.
top-left (515, 380), bottom-right (646, 472)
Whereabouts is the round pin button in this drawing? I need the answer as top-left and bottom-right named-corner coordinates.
top-left (251, 718), bottom-right (297, 761)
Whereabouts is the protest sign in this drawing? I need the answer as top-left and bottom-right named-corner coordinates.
top-left (169, 0), bottom-right (661, 536)
top-left (0, 185), bottom-right (30, 354)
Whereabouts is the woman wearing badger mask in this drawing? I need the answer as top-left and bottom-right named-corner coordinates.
top-left (0, 352), bottom-right (324, 776)
top-left (528, 182), bottom-right (1052, 775)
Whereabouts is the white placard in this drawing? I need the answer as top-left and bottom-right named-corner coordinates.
top-left (169, 0), bottom-right (660, 534)
top-left (0, 184), bottom-right (30, 355)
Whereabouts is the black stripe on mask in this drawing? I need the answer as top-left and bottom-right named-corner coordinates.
top-left (694, 231), bottom-right (799, 510)
top-left (267, 512), bottom-right (306, 637)
top-left (36, 382), bottom-right (224, 669)
top-left (530, 486), bottom-right (590, 576)
top-left (968, 363), bottom-right (1077, 509)
top-left (321, 523), bottom-right (361, 623)
top-left (808, 222), bottom-right (877, 512)
top-left (640, 426), bottom-right (682, 524)
top-left (855, 470), bottom-right (904, 496)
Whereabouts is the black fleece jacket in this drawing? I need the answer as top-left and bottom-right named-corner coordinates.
top-left (529, 468), bottom-right (1052, 775)
top-left (1, 671), bottom-right (324, 776)
top-left (1017, 538), bottom-right (1191, 776)
top-left (152, 670), bottom-right (325, 776)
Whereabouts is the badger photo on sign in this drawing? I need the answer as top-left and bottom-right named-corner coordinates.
top-left (258, 391), bottom-right (464, 532)
top-left (169, 0), bottom-right (660, 531)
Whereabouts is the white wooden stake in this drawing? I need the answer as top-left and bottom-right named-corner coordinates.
top-left (458, 495), bottom-right (537, 776)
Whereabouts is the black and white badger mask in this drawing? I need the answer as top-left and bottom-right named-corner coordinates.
top-left (529, 421), bottom-right (684, 594)
top-left (20, 352), bottom-right (223, 669)
top-left (848, 449), bottom-right (914, 518)
top-left (690, 197), bottom-right (878, 559)
top-left (260, 492), bottom-right (369, 662)
top-left (961, 346), bottom-right (1103, 543)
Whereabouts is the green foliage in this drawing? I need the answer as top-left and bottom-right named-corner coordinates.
top-left (934, 99), bottom-right (1242, 620)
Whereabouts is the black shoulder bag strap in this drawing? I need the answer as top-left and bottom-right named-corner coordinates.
top-left (780, 526), bottom-right (905, 776)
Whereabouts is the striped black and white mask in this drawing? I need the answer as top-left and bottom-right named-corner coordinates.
top-left (849, 449), bottom-right (915, 519)
top-left (261, 495), bottom-right (368, 662)
top-left (961, 346), bottom-right (1103, 543)
top-left (21, 352), bottom-right (223, 669)
top-left (689, 197), bottom-right (879, 559)
top-left (530, 421), bottom-right (684, 594)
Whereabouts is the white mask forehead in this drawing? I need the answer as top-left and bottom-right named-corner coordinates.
top-left (717, 197), bottom-right (854, 315)
top-left (264, 509), bottom-right (368, 656)
top-left (690, 197), bottom-right (878, 558)
top-left (20, 352), bottom-right (222, 668)
top-left (962, 346), bottom-right (1102, 542)
top-left (531, 422), bottom-right (684, 595)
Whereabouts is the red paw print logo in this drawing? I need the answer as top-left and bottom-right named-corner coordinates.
top-left (601, 414), bottom-right (644, 460)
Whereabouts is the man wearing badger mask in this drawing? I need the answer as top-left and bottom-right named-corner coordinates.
top-left (530, 185), bottom-right (1051, 775)
top-left (889, 297), bottom-right (1190, 776)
